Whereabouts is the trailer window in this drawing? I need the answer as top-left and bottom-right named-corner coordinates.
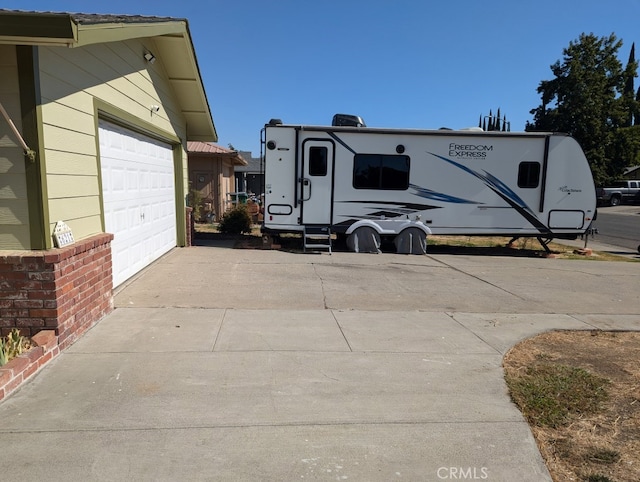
top-left (517, 162), bottom-right (540, 188)
top-left (308, 146), bottom-right (328, 176)
top-left (353, 154), bottom-right (410, 190)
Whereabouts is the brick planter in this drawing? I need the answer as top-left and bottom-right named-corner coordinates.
top-left (0, 233), bottom-right (114, 350)
top-left (0, 234), bottom-right (114, 401)
top-left (0, 330), bottom-right (59, 401)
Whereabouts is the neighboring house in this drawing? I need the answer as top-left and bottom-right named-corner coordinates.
top-left (187, 142), bottom-right (247, 222)
top-left (0, 11), bottom-right (216, 354)
top-left (623, 165), bottom-right (640, 180)
top-left (235, 151), bottom-right (264, 196)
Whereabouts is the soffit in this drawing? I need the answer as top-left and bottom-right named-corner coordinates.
top-left (0, 10), bottom-right (217, 142)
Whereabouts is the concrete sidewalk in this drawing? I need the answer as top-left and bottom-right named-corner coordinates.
top-left (1, 243), bottom-right (638, 481)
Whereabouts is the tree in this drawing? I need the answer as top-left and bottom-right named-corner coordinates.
top-left (479, 108), bottom-right (510, 131)
top-left (623, 43), bottom-right (636, 127)
top-left (527, 33), bottom-right (640, 185)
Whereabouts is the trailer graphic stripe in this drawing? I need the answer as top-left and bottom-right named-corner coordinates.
top-left (428, 152), bottom-right (527, 206)
top-left (339, 200), bottom-right (440, 218)
top-left (409, 184), bottom-right (480, 204)
top-left (341, 200), bottom-right (440, 211)
top-left (427, 152), bottom-right (552, 234)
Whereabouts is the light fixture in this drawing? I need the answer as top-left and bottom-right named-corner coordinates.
top-left (144, 52), bottom-right (156, 64)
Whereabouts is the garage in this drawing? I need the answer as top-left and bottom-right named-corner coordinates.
top-left (99, 120), bottom-right (177, 287)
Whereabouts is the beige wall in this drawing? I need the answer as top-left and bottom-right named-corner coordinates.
top-left (189, 156), bottom-right (241, 219)
top-left (38, 39), bottom-right (188, 245)
top-left (0, 45), bottom-right (30, 249)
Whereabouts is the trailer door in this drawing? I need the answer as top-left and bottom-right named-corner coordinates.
top-left (300, 140), bottom-right (334, 225)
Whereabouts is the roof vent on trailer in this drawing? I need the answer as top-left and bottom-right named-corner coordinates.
top-left (268, 118), bottom-right (283, 126)
top-left (332, 114), bottom-right (366, 127)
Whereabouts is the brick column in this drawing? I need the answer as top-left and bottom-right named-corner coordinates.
top-left (0, 233), bottom-right (114, 349)
top-left (186, 206), bottom-right (194, 247)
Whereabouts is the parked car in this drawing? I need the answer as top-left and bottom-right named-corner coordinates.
top-left (596, 180), bottom-right (640, 206)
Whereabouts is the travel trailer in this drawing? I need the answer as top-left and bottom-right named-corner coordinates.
top-left (260, 116), bottom-right (597, 253)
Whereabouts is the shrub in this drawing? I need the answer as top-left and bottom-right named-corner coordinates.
top-left (187, 188), bottom-right (204, 221)
top-left (218, 205), bottom-right (252, 234)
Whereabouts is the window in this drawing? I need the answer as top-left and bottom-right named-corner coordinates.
top-left (517, 162), bottom-right (540, 188)
top-left (308, 146), bottom-right (328, 176)
top-left (353, 154), bottom-right (410, 190)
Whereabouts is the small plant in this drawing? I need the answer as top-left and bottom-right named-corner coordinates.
top-left (0, 328), bottom-right (32, 367)
top-left (505, 363), bottom-right (609, 428)
top-left (187, 188), bottom-right (204, 221)
top-left (0, 339), bottom-right (7, 366)
top-left (218, 205), bottom-right (252, 234)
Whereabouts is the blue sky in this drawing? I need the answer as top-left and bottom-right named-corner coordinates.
top-left (4, 1), bottom-right (640, 155)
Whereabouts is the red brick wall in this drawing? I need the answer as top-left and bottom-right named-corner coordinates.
top-left (0, 233), bottom-right (114, 349)
top-left (0, 330), bottom-right (59, 401)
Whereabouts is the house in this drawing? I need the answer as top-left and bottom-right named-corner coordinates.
top-left (235, 151), bottom-right (264, 197)
top-left (623, 165), bottom-right (640, 180)
top-left (187, 143), bottom-right (247, 222)
top-left (0, 10), bottom-right (217, 351)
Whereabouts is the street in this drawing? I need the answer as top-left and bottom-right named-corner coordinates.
top-left (592, 204), bottom-right (640, 251)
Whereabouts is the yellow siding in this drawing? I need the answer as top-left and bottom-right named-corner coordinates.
top-left (0, 44), bottom-right (30, 249)
top-left (46, 174), bottom-right (99, 199)
top-left (0, 150), bottom-right (25, 174)
top-left (46, 150), bottom-right (99, 176)
top-left (49, 196), bottom-right (101, 222)
top-left (41, 122), bottom-right (96, 155)
top-left (181, 145), bottom-right (189, 212)
top-left (38, 38), bottom-right (189, 243)
top-left (0, 199), bottom-right (29, 224)
top-left (0, 177), bottom-right (27, 199)
top-left (0, 228), bottom-right (30, 248)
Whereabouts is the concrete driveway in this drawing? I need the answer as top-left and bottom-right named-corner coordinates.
top-left (1, 241), bottom-right (638, 481)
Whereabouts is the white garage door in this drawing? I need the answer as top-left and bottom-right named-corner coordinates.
top-left (99, 120), bottom-right (176, 287)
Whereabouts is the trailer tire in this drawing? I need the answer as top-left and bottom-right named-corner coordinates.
top-left (394, 227), bottom-right (428, 254)
top-left (346, 226), bottom-right (381, 253)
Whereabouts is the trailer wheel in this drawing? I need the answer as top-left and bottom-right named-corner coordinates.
top-left (346, 226), bottom-right (381, 253)
top-left (610, 195), bottom-right (621, 206)
top-left (394, 227), bottom-right (428, 254)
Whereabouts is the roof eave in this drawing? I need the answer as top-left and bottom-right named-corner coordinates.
top-left (0, 11), bottom-right (77, 46)
top-left (0, 11), bottom-right (217, 142)
top-left (190, 153), bottom-right (248, 166)
top-left (77, 20), bottom-right (217, 142)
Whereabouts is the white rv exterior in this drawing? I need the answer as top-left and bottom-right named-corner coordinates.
top-left (261, 120), bottom-right (597, 250)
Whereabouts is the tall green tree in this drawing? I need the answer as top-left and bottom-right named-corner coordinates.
top-left (479, 109), bottom-right (510, 131)
top-left (635, 86), bottom-right (640, 125)
top-left (526, 33), bottom-right (640, 185)
top-left (623, 42), bottom-right (636, 127)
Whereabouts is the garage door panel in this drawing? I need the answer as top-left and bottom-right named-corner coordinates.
top-left (99, 120), bottom-right (176, 287)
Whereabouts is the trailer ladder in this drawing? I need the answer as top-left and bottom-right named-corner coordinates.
top-left (303, 225), bottom-right (332, 254)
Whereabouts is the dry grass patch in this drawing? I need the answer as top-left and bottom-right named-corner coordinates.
top-left (504, 331), bottom-right (640, 482)
top-left (194, 226), bottom-right (633, 261)
top-left (428, 235), bottom-right (630, 261)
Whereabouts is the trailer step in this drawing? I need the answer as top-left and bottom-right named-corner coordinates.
top-left (303, 225), bottom-right (332, 254)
